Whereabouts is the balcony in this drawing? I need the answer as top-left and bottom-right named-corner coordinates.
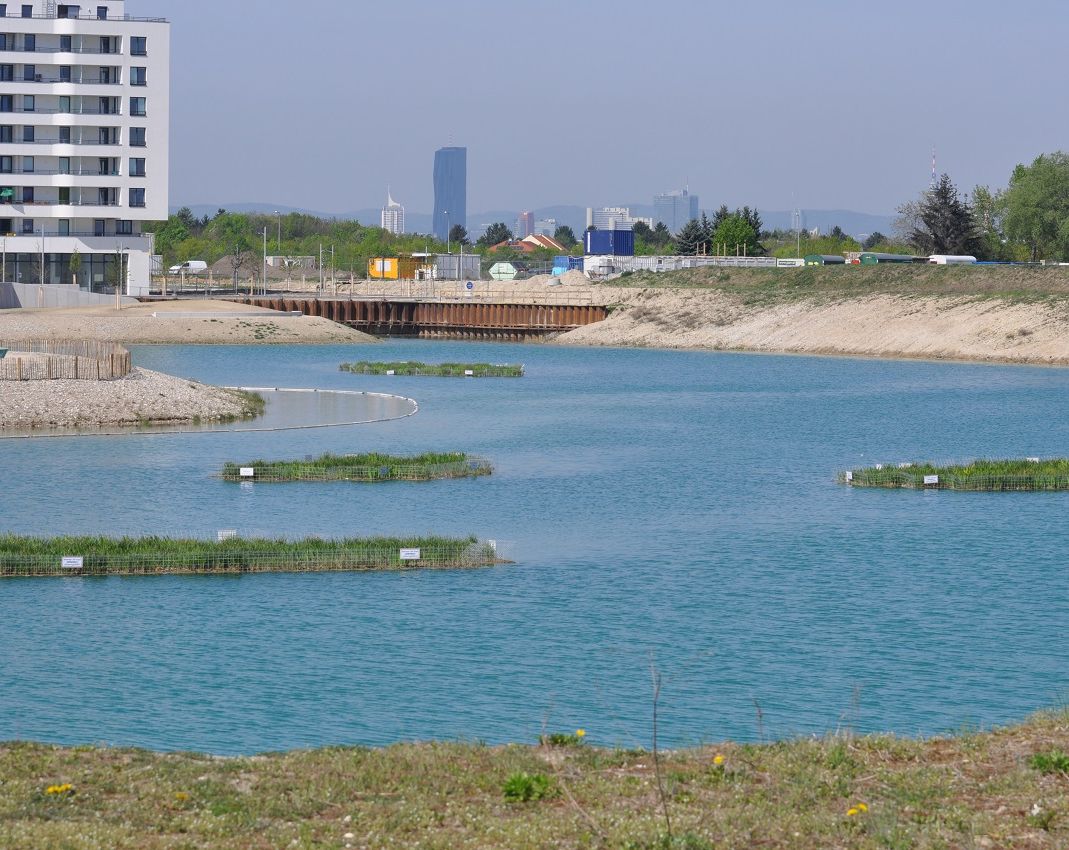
top-left (0, 13), bottom-right (167, 22)
top-left (1, 137), bottom-right (122, 145)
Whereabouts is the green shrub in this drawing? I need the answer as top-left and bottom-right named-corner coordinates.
top-left (502, 772), bottom-right (552, 802)
top-left (541, 731), bottom-right (586, 747)
top-left (1030, 750), bottom-right (1069, 774)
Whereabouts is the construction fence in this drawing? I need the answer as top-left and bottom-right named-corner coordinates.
top-left (0, 339), bottom-right (132, 381)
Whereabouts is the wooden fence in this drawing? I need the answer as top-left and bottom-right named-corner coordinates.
top-left (0, 340), bottom-right (132, 381)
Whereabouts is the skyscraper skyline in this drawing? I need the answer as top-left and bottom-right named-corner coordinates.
top-left (654, 188), bottom-right (700, 235)
top-left (432, 146), bottom-right (467, 241)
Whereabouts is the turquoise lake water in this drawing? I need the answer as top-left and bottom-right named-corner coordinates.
top-left (2, 340), bottom-right (1069, 754)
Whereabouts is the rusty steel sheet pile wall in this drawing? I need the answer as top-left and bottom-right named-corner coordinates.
top-left (232, 298), bottom-right (606, 339)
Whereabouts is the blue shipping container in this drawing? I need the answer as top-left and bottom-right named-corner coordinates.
top-left (568, 256), bottom-right (584, 270)
top-left (584, 229), bottom-right (635, 256)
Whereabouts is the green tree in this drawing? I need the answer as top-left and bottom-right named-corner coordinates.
top-left (209, 213), bottom-right (255, 285)
top-left (971, 185), bottom-right (1019, 261)
top-left (553, 225), bottom-right (577, 249)
top-left (1003, 152), bottom-right (1069, 261)
top-left (652, 222), bottom-right (673, 249)
top-left (905, 173), bottom-right (981, 256)
top-left (712, 215), bottom-right (759, 256)
top-left (69, 249), bottom-right (81, 288)
top-left (861, 232), bottom-right (885, 251)
top-left (448, 224), bottom-right (470, 246)
top-left (674, 219), bottom-right (706, 256)
top-left (478, 222), bottom-right (513, 248)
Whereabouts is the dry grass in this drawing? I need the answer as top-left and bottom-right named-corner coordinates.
top-left (605, 265), bottom-right (1069, 307)
top-left (2, 711), bottom-right (1069, 848)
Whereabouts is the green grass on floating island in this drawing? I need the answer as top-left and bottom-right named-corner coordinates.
top-left (840, 457), bottom-right (1069, 491)
top-left (0, 534), bottom-right (500, 577)
top-left (220, 451), bottom-right (492, 482)
top-left (3, 709), bottom-right (1069, 848)
top-left (340, 360), bottom-right (524, 377)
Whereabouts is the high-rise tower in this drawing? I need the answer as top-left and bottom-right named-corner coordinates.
top-left (432, 146), bottom-right (466, 242)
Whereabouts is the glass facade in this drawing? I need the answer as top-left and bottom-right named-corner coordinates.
top-left (2, 252), bottom-right (125, 291)
top-left (432, 146), bottom-right (466, 242)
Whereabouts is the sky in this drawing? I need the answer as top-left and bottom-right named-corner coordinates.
top-left (149, 0), bottom-right (1069, 217)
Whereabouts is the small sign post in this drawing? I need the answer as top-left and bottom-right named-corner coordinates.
top-left (845, 471), bottom-right (853, 482)
top-left (399, 548), bottom-right (421, 561)
top-left (923, 475), bottom-right (939, 486)
top-left (61, 556), bottom-right (83, 570)
top-left (464, 369), bottom-right (474, 376)
top-left (218, 529), bottom-right (238, 542)
top-left (239, 467), bottom-right (255, 478)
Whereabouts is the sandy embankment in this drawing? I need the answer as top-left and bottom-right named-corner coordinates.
top-left (0, 299), bottom-right (378, 345)
top-left (0, 366), bottom-right (258, 430)
top-left (554, 288), bottom-right (1069, 366)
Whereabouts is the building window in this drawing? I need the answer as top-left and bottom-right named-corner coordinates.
top-left (0, 95), bottom-right (10, 113)
top-left (0, 155), bottom-right (9, 173)
top-left (21, 95), bottom-right (32, 112)
top-left (21, 5), bottom-right (31, 18)
top-left (59, 96), bottom-right (70, 113)
top-left (99, 66), bottom-right (112, 84)
top-left (22, 125), bottom-right (32, 142)
top-left (60, 35), bottom-right (71, 51)
top-left (0, 6), bottom-right (7, 18)
top-left (129, 96), bottom-right (145, 116)
top-left (58, 186), bottom-right (69, 203)
top-left (22, 186), bottom-right (32, 203)
top-left (130, 66), bottom-right (146, 86)
top-left (129, 157), bottom-right (145, 177)
top-left (22, 218), bottom-right (33, 233)
top-left (94, 218), bottom-right (105, 236)
top-left (22, 33), bottom-right (33, 51)
top-left (117, 219), bottom-right (132, 235)
top-left (0, 186), bottom-right (11, 202)
top-left (129, 187), bottom-right (145, 207)
top-left (21, 155), bottom-right (31, 172)
top-left (130, 36), bottom-right (146, 56)
top-left (96, 5), bottom-right (107, 19)
top-left (59, 219), bottom-right (70, 235)
top-left (58, 6), bottom-right (82, 19)
top-left (129, 126), bottom-right (145, 147)
top-left (99, 126), bottom-right (117, 144)
top-left (59, 65), bottom-right (70, 82)
top-left (0, 125), bottom-right (11, 142)
top-left (58, 157), bottom-right (69, 174)
top-left (0, 65), bottom-right (11, 81)
top-left (0, 35), bottom-right (7, 51)
top-left (59, 126), bottom-right (70, 143)
top-left (22, 63), bottom-right (34, 81)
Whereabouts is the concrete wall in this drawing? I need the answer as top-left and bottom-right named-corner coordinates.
top-left (0, 282), bottom-right (136, 309)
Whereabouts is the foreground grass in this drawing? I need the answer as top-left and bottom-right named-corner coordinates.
top-left (221, 451), bottom-right (492, 482)
top-left (2, 711), bottom-right (1069, 849)
top-left (842, 458), bottom-right (1069, 491)
top-left (0, 534), bottom-right (496, 576)
top-left (340, 361), bottom-right (524, 377)
top-left (607, 264), bottom-right (1069, 307)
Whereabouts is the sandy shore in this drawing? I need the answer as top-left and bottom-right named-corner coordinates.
top-left (0, 367), bottom-right (258, 430)
top-left (0, 299), bottom-right (378, 345)
top-left (553, 288), bottom-right (1069, 366)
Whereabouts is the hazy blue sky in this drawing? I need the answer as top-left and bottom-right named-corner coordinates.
top-left (153, 0), bottom-right (1067, 216)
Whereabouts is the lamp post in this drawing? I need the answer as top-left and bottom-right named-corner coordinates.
top-left (444, 210), bottom-right (450, 255)
top-left (274, 210), bottom-right (281, 254)
top-left (38, 228), bottom-right (44, 287)
top-left (262, 227), bottom-right (268, 296)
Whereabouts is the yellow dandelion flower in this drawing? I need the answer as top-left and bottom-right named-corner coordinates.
top-left (175, 792), bottom-right (190, 802)
top-left (575, 729), bottom-right (586, 738)
top-left (857, 802), bottom-right (868, 812)
top-left (713, 754), bottom-right (725, 766)
top-left (847, 807), bottom-right (859, 817)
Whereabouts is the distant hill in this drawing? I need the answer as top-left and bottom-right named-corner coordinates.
top-left (171, 203), bottom-right (895, 240)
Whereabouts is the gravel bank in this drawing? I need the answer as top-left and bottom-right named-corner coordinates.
top-left (0, 299), bottom-right (378, 345)
top-left (0, 367), bottom-right (258, 429)
top-left (554, 289), bottom-right (1069, 366)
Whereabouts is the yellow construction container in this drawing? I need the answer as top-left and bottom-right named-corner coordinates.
top-left (368, 258), bottom-right (423, 280)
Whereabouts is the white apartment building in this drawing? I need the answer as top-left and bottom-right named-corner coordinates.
top-left (380, 189), bottom-right (403, 235)
top-left (0, 0), bottom-right (168, 294)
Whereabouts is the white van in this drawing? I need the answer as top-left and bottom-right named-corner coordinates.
top-left (168, 260), bottom-right (208, 275)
